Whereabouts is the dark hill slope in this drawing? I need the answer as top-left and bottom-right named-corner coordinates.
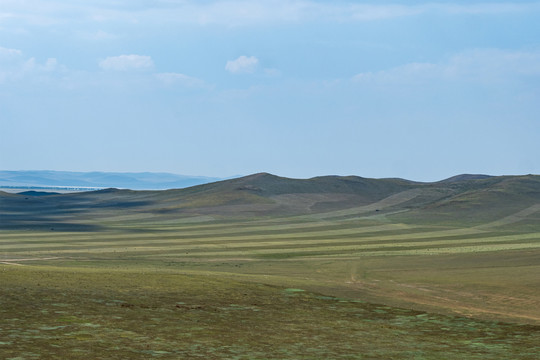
top-left (160, 172), bottom-right (414, 197)
top-left (428, 175), bottom-right (540, 210)
top-left (151, 173), bottom-right (419, 215)
top-left (392, 175), bottom-right (540, 225)
top-left (183, 173), bottom-right (417, 199)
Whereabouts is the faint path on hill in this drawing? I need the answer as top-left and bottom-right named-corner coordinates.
top-left (1, 261), bottom-right (24, 266)
top-left (476, 203), bottom-right (540, 229)
top-left (0, 257), bottom-right (62, 266)
top-left (308, 189), bottom-right (423, 220)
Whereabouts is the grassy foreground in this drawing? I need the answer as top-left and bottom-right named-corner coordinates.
top-left (2, 265), bottom-right (539, 359)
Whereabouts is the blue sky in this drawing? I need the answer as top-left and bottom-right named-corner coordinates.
top-left (1, 0), bottom-right (539, 181)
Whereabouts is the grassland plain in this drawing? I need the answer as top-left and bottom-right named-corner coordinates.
top-left (1, 173), bottom-right (540, 358)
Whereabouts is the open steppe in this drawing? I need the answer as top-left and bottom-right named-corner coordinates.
top-left (1, 173), bottom-right (540, 358)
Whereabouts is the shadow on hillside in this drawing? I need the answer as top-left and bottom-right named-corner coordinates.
top-left (0, 222), bottom-right (104, 232)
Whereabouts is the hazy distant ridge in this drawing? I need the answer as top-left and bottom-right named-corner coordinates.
top-left (0, 170), bottom-right (222, 190)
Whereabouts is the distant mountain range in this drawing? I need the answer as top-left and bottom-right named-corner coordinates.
top-left (0, 170), bottom-right (222, 190)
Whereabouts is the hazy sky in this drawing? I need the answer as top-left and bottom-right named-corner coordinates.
top-left (1, 0), bottom-right (539, 181)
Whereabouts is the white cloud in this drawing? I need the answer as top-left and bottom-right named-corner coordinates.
top-left (350, 5), bottom-right (422, 21)
top-left (44, 58), bottom-right (58, 71)
top-left (156, 72), bottom-right (209, 88)
top-left (434, 3), bottom-right (540, 15)
top-left (0, 46), bottom-right (22, 58)
top-left (447, 49), bottom-right (540, 78)
top-left (352, 49), bottom-right (540, 85)
top-left (0, 53), bottom-right (63, 84)
top-left (225, 55), bottom-right (258, 74)
top-left (1, 1), bottom-right (540, 27)
top-left (81, 30), bottom-right (119, 41)
top-left (99, 55), bottom-right (154, 71)
top-left (151, 2), bottom-right (540, 25)
top-left (352, 62), bottom-right (438, 84)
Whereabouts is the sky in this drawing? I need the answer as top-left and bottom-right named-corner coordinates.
top-left (1, 0), bottom-right (539, 181)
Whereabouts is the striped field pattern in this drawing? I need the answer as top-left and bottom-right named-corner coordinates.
top-left (2, 203), bottom-right (539, 262)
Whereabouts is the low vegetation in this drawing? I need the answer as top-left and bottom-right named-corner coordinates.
top-left (1, 173), bottom-right (539, 358)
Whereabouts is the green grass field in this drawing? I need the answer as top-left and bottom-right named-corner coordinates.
top-left (2, 265), bottom-right (539, 359)
top-left (1, 175), bottom-right (540, 358)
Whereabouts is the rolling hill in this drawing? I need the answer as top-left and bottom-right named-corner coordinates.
top-left (1, 172), bottom-right (539, 230)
